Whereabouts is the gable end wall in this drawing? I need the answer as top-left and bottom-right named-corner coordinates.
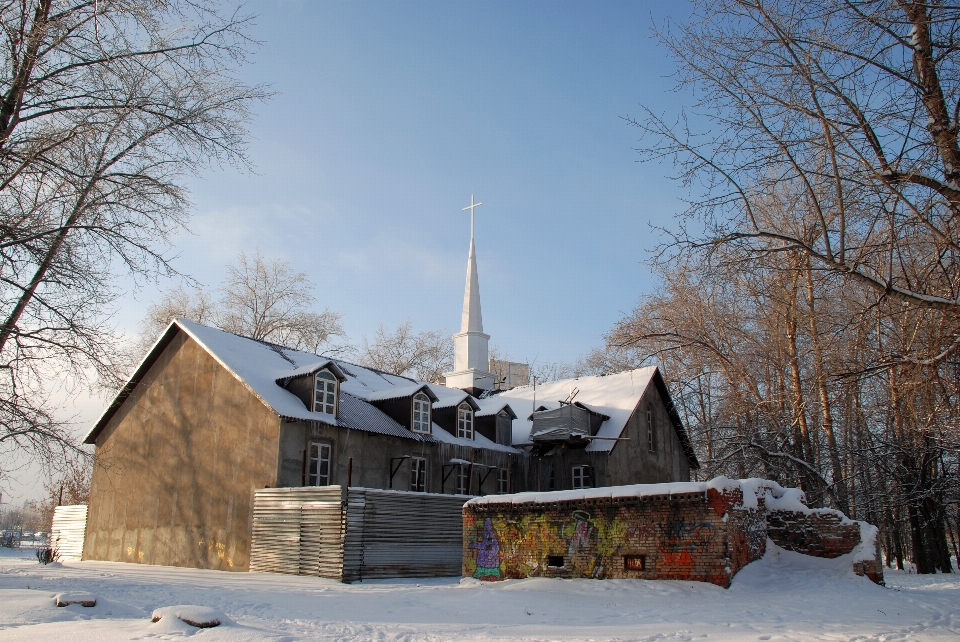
top-left (606, 384), bottom-right (690, 485)
top-left (83, 330), bottom-right (281, 571)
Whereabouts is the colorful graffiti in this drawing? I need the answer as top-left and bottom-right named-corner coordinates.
top-left (472, 518), bottom-right (501, 580)
top-left (463, 492), bottom-right (755, 587)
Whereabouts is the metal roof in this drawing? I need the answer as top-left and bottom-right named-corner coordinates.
top-left (335, 391), bottom-right (436, 443)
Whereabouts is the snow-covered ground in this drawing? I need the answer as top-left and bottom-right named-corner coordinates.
top-left (0, 544), bottom-right (957, 641)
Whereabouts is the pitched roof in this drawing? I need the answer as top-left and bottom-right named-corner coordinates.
top-left (493, 368), bottom-right (699, 468)
top-left (338, 392), bottom-right (435, 443)
top-left (84, 319), bottom-right (508, 450)
top-left (364, 383), bottom-right (440, 403)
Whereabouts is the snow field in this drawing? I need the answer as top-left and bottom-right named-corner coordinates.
top-left (0, 543), bottom-right (957, 641)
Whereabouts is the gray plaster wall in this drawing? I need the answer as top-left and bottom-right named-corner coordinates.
top-left (277, 420), bottom-right (443, 492)
top-left (606, 385), bottom-right (691, 485)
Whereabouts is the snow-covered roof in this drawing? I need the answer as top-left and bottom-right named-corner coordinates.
top-left (85, 319), bottom-right (513, 451)
top-left (474, 397), bottom-right (518, 419)
top-left (430, 422), bottom-right (519, 454)
top-left (426, 384), bottom-right (481, 411)
top-left (275, 360), bottom-right (347, 386)
top-left (364, 383), bottom-right (439, 403)
top-left (493, 368), bottom-right (658, 452)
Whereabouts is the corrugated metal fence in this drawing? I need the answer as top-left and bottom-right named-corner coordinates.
top-left (249, 487), bottom-right (468, 581)
top-left (51, 504), bottom-right (88, 561)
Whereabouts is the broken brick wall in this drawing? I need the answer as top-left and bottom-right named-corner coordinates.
top-left (767, 509), bottom-right (884, 584)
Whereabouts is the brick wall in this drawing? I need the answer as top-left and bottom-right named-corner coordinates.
top-left (463, 487), bottom-right (765, 588)
top-left (463, 481), bottom-right (884, 588)
top-left (767, 509), bottom-right (883, 584)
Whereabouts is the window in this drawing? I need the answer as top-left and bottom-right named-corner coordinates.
top-left (314, 370), bottom-right (337, 415)
top-left (457, 402), bottom-right (474, 440)
top-left (572, 465), bottom-right (594, 490)
top-left (410, 457), bottom-right (427, 492)
top-left (412, 393), bottom-right (432, 433)
top-left (646, 403), bottom-right (656, 453)
top-left (546, 555), bottom-right (565, 568)
top-left (308, 442), bottom-right (331, 486)
top-left (497, 468), bottom-right (509, 494)
top-left (456, 465), bottom-right (470, 495)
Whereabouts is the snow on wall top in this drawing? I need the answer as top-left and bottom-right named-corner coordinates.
top-left (493, 367), bottom-right (658, 452)
top-left (466, 476), bottom-right (854, 524)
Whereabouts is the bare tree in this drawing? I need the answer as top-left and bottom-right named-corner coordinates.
top-left (625, 0), bottom-right (960, 574)
top-left (0, 2), bottom-right (266, 477)
top-left (134, 251), bottom-right (347, 356)
top-left (215, 250), bottom-right (346, 354)
top-left (358, 320), bottom-right (452, 383)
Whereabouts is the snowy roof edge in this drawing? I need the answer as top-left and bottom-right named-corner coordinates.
top-left (84, 319), bottom-right (339, 444)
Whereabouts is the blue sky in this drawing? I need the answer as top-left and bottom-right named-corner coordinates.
top-left (10, 1), bottom-right (701, 503)
top-left (139, 0), bottom-right (695, 366)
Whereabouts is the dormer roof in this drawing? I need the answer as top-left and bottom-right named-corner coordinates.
top-left (364, 383), bottom-right (440, 404)
top-left (275, 360), bottom-right (347, 387)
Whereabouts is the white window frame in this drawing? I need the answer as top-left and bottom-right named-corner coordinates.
top-left (457, 402), bottom-right (474, 440)
top-left (646, 403), bottom-right (656, 453)
top-left (572, 465), bottom-right (593, 490)
top-left (410, 457), bottom-right (427, 492)
top-left (412, 393), bottom-right (432, 433)
top-left (314, 370), bottom-right (338, 416)
top-left (308, 442), bottom-right (332, 486)
top-left (497, 468), bottom-right (509, 494)
top-left (456, 464), bottom-right (470, 495)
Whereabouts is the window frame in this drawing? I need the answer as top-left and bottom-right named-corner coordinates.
top-left (313, 369), bottom-right (338, 416)
top-left (410, 456), bottom-right (427, 492)
top-left (646, 403), bottom-right (656, 453)
top-left (307, 442), bottom-right (332, 486)
top-left (412, 392), bottom-right (432, 434)
top-left (572, 464), bottom-right (594, 490)
top-left (497, 468), bottom-right (509, 494)
top-left (457, 402), bottom-right (474, 440)
top-left (456, 464), bottom-right (470, 495)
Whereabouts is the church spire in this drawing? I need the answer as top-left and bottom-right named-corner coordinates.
top-left (460, 198), bottom-right (484, 333)
top-left (444, 195), bottom-right (494, 396)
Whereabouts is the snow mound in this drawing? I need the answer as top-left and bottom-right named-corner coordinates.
top-left (732, 538), bottom-right (885, 592)
top-left (54, 592), bottom-right (96, 607)
top-left (151, 605), bottom-right (232, 628)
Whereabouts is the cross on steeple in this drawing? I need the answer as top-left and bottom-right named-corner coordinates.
top-left (462, 194), bottom-right (483, 239)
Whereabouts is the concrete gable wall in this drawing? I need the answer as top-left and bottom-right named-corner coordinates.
top-left (83, 330), bottom-right (281, 571)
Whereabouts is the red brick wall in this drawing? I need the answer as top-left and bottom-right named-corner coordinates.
top-left (463, 488), bottom-right (764, 588)
top-left (767, 509), bottom-right (884, 584)
top-left (463, 484), bottom-right (884, 587)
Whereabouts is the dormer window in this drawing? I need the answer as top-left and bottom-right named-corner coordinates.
top-left (314, 370), bottom-right (338, 415)
top-left (457, 402), bottom-right (474, 440)
top-left (412, 392), bottom-right (432, 433)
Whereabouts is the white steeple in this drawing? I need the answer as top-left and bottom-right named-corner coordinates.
top-left (444, 195), bottom-right (495, 395)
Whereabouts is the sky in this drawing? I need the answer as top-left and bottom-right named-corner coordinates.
top-left (6, 1), bottom-right (700, 502)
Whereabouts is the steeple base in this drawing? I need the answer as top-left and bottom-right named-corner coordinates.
top-left (443, 368), bottom-right (496, 395)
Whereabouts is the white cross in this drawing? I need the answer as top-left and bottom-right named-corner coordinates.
top-left (462, 194), bottom-right (483, 239)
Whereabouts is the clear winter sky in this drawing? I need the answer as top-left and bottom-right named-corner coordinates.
top-left (7, 1), bottom-right (699, 501)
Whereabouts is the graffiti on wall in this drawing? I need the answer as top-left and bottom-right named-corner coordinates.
top-left (463, 499), bottom-right (741, 585)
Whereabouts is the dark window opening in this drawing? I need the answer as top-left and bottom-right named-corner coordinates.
top-left (547, 555), bottom-right (565, 568)
top-left (624, 554), bottom-right (646, 571)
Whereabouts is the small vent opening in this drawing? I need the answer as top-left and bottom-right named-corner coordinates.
top-left (546, 555), bottom-right (565, 568)
top-left (624, 554), bottom-right (646, 571)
